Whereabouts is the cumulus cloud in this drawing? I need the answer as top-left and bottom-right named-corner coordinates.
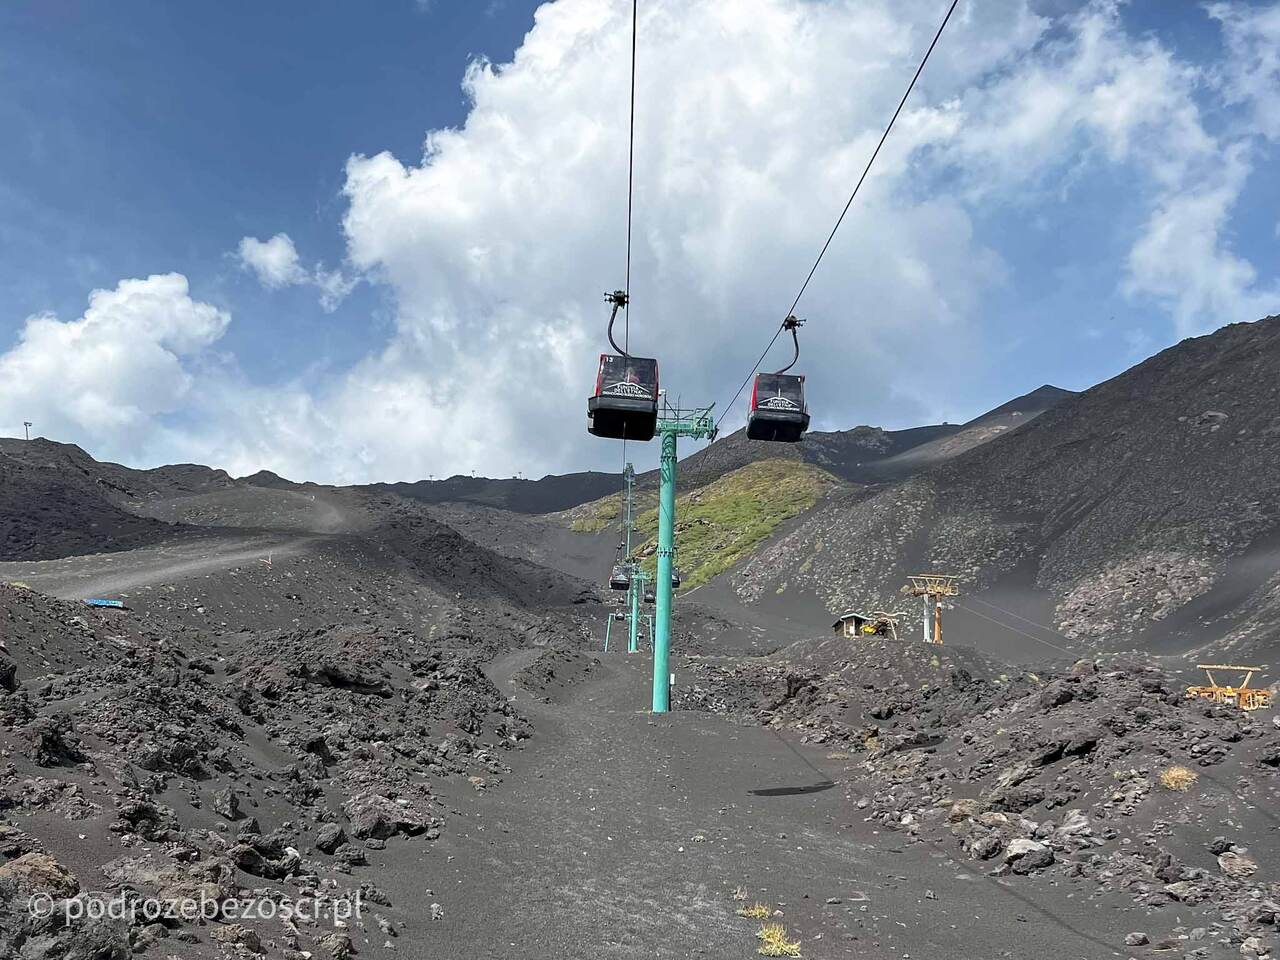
top-left (237, 233), bottom-right (357, 311)
top-left (326, 0), bottom-right (1048, 479)
top-left (0, 274), bottom-right (228, 450)
top-left (12, 0), bottom-right (1280, 481)
top-left (943, 3), bottom-right (1215, 193)
top-left (238, 233), bottom-right (307, 289)
top-left (1112, 2), bottom-right (1280, 335)
top-left (1125, 142), bottom-right (1280, 335)
top-left (313, 0), bottom-right (1275, 479)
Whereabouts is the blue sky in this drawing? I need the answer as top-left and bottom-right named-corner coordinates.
top-left (0, 0), bottom-right (539, 384)
top-left (1, 0), bottom-right (1278, 481)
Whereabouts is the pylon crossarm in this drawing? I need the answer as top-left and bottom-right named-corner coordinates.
top-left (657, 402), bottom-right (716, 441)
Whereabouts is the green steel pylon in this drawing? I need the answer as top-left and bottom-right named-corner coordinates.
top-left (651, 402), bottom-right (716, 712)
top-left (621, 463), bottom-right (636, 557)
top-left (603, 462), bottom-right (651, 655)
top-left (627, 568), bottom-right (643, 653)
top-left (621, 464), bottom-right (641, 653)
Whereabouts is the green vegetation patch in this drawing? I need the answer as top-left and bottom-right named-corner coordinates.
top-left (568, 496), bottom-right (622, 533)
top-left (631, 458), bottom-right (837, 590)
top-left (567, 489), bottom-right (659, 533)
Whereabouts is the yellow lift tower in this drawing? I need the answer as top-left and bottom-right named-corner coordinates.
top-left (904, 574), bottom-right (958, 645)
top-left (1186, 665), bottom-right (1273, 712)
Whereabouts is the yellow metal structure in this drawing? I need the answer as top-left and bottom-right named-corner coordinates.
top-left (862, 611), bottom-right (901, 641)
top-left (906, 575), bottom-right (960, 597)
top-left (832, 610), bottom-right (902, 641)
top-left (1186, 664), bottom-right (1273, 712)
top-left (904, 574), bottom-right (958, 645)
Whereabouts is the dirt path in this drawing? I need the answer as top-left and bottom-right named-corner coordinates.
top-left (376, 651), bottom-right (1134, 960)
top-left (0, 532), bottom-right (317, 599)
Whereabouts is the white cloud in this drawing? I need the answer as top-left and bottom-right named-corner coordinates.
top-left (13, 0), bottom-right (1280, 481)
top-left (237, 232), bottom-right (357, 311)
top-left (1208, 1), bottom-right (1280, 141)
top-left (312, 0), bottom-right (1271, 480)
top-left (1112, 2), bottom-right (1280, 335)
top-left (238, 233), bottom-right (307, 289)
top-left (324, 0), bottom-right (1053, 480)
top-left (313, 268), bottom-right (359, 312)
top-left (1125, 142), bottom-right (1280, 335)
top-left (0, 274), bottom-right (228, 449)
top-left (943, 2), bottom-right (1215, 194)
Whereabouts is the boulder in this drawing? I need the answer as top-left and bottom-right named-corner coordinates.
top-left (345, 792), bottom-right (430, 840)
top-left (1056, 810), bottom-right (1091, 837)
top-left (212, 787), bottom-right (241, 821)
top-left (1004, 838), bottom-right (1055, 874)
top-left (316, 822), bottom-right (347, 854)
top-left (0, 852), bottom-right (79, 897)
top-left (948, 799), bottom-right (982, 822)
top-left (969, 834), bottom-right (1002, 860)
top-left (1218, 851), bottom-right (1259, 880)
top-left (210, 924), bottom-right (263, 954)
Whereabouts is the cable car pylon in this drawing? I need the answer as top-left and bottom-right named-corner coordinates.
top-left (603, 463), bottom-right (653, 654)
top-left (651, 399), bottom-right (716, 712)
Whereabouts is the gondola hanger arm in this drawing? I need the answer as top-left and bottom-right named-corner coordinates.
top-left (605, 290), bottom-right (629, 356)
top-left (775, 315), bottom-right (804, 375)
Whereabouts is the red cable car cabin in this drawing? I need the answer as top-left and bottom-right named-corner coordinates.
top-left (588, 354), bottom-right (659, 441)
top-left (747, 372), bottom-right (810, 442)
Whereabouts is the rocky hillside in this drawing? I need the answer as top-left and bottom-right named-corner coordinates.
top-left (0, 583), bottom-right (542, 958)
top-left (364, 470), bottom-right (621, 515)
top-left (368, 382), bottom-right (1073, 519)
top-left (677, 634), bottom-right (1280, 955)
top-left (0, 439), bottom-right (236, 561)
top-left (735, 316), bottom-right (1280, 660)
top-left (633, 382), bottom-right (1074, 492)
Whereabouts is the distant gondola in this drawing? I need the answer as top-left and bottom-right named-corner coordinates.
top-left (609, 564), bottom-right (631, 590)
top-left (746, 315), bottom-right (809, 443)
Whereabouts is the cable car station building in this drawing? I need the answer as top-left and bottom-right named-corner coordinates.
top-left (832, 611), bottom-right (898, 640)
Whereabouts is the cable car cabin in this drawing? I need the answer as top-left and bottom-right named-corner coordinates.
top-left (588, 355), bottom-right (659, 441)
top-left (609, 565), bottom-right (631, 590)
top-left (747, 373), bottom-right (810, 442)
top-left (671, 568), bottom-right (683, 589)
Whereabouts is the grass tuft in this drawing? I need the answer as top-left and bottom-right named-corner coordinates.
top-left (1159, 764), bottom-right (1199, 791)
top-left (737, 903), bottom-right (773, 920)
top-left (757, 922), bottom-right (802, 957)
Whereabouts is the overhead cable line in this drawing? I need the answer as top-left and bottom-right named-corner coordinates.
top-left (624, 0), bottom-right (638, 354)
top-left (954, 601), bottom-right (1078, 657)
top-left (716, 0), bottom-right (960, 430)
top-left (968, 595), bottom-right (1082, 647)
top-left (621, 0), bottom-right (639, 466)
